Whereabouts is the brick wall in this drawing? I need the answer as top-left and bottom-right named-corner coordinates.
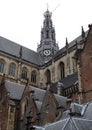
top-left (80, 25), bottom-right (92, 103)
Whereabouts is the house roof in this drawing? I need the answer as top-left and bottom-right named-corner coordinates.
top-left (5, 80), bottom-right (25, 100)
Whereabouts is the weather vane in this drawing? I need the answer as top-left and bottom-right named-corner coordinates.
top-left (46, 3), bottom-right (61, 14)
top-left (52, 3), bottom-right (61, 14)
top-left (47, 3), bottom-right (49, 10)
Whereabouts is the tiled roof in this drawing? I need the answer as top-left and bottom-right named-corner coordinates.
top-left (5, 80), bottom-right (25, 100)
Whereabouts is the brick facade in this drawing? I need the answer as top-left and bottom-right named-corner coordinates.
top-left (79, 25), bottom-right (92, 103)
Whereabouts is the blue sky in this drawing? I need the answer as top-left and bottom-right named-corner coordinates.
top-left (0, 0), bottom-right (92, 51)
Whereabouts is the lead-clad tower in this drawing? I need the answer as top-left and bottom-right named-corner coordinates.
top-left (37, 9), bottom-right (59, 63)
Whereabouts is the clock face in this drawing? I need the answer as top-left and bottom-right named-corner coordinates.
top-left (44, 49), bottom-right (51, 56)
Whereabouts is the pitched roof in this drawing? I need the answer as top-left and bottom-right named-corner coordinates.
top-left (82, 102), bottom-right (92, 119)
top-left (30, 86), bottom-right (45, 102)
top-left (0, 31), bottom-right (88, 67)
top-left (30, 86), bottom-right (67, 109)
top-left (54, 94), bottom-right (67, 108)
top-left (34, 101), bottom-right (92, 130)
top-left (0, 36), bottom-right (42, 66)
top-left (5, 80), bottom-right (25, 100)
top-left (34, 117), bottom-right (92, 130)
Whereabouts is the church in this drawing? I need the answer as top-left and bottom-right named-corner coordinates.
top-left (0, 9), bottom-right (92, 130)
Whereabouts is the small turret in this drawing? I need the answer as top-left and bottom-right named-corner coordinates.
top-left (81, 26), bottom-right (85, 39)
top-left (19, 46), bottom-right (22, 59)
top-left (66, 38), bottom-right (68, 48)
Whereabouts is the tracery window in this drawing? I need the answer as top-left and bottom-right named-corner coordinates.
top-left (58, 62), bottom-right (65, 80)
top-left (8, 63), bottom-right (16, 76)
top-left (31, 70), bottom-right (37, 83)
top-left (21, 67), bottom-right (28, 80)
top-left (0, 59), bottom-right (5, 73)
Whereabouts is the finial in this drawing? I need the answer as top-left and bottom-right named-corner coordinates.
top-left (19, 46), bottom-right (22, 59)
top-left (47, 3), bottom-right (49, 11)
top-left (66, 37), bottom-right (68, 48)
top-left (81, 26), bottom-right (85, 38)
top-left (52, 3), bottom-right (61, 14)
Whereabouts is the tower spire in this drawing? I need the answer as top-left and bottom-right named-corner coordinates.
top-left (37, 9), bottom-right (59, 63)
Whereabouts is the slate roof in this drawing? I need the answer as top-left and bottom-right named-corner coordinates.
top-left (70, 103), bottom-right (83, 114)
top-left (82, 102), bottom-right (92, 119)
top-left (51, 73), bottom-right (78, 93)
top-left (0, 31), bottom-right (88, 67)
top-left (34, 117), bottom-right (92, 130)
top-left (34, 102), bottom-right (92, 130)
top-left (5, 80), bottom-right (25, 100)
top-left (30, 86), bottom-right (45, 102)
top-left (0, 36), bottom-right (42, 66)
top-left (54, 31), bottom-right (88, 59)
top-left (54, 94), bottom-right (67, 108)
top-left (30, 85), bottom-right (67, 109)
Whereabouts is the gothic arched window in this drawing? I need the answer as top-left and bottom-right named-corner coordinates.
top-left (8, 63), bottom-right (16, 76)
top-left (21, 67), bottom-right (28, 80)
top-left (45, 69), bottom-right (51, 84)
top-left (0, 59), bottom-right (5, 73)
top-left (31, 70), bottom-right (37, 83)
top-left (58, 62), bottom-right (65, 80)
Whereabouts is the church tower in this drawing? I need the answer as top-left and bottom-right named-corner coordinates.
top-left (37, 9), bottom-right (59, 63)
